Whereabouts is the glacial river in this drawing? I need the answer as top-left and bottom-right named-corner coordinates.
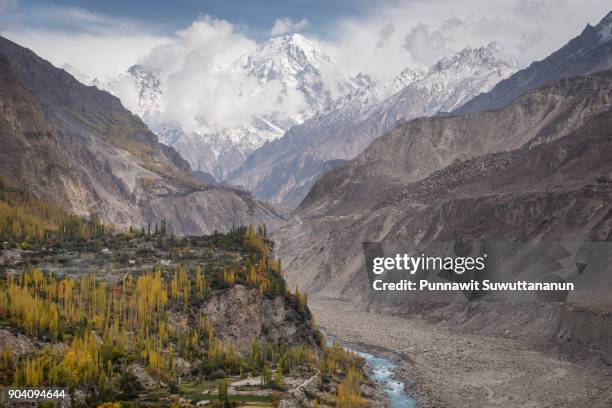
top-left (330, 339), bottom-right (417, 407)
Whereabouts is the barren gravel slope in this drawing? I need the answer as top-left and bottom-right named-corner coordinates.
top-left (312, 300), bottom-right (612, 408)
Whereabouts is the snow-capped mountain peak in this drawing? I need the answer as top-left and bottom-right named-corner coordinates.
top-left (227, 44), bottom-right (516, 210)
top-left (391, 67), bottom-right (426, 93)
top-left (244, 33), bottom-right (331, 77)
top-left (397, 45), bottom-right (515, 113)
top-left (430, 43), bottom-right (509, 72)
top-left (91, 32), bottom-right (362, 181)
top-left (87, 33), bottom-right (514, 186)
top-left (240, 33), bottom-right (356, 102)
top-left (124, 65), bottom-right (163, 121)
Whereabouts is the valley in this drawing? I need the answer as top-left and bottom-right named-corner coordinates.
top-left (312, 300), bottom-right (612, 408)
top-left (0, 182), bottom-right (384, 407)
top-left (0, 36), bottom-right (282, 235)
top-left (2, 4), bottom-right (612, 408)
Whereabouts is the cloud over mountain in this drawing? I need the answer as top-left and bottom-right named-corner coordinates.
top-left (270, 17), bottom-right (310, 36)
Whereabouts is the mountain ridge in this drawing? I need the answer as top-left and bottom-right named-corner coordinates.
top-left (228, 45), bottom-right (515, 211)
top-left (454, 11), bottom-right (612, 114)
top-left (276, 71), bottom-right (612, 299)
top-left (0, 35), bottom-right (283, 234)
top-left (90, 33), bottom-right (359, 181)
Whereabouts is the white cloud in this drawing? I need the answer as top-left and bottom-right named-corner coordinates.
top-left (5, 2), bottom-right (612, 85)
top-left (402, 23), bottom-right (451, 65)
top-left (375, 22), bottom-right (395, 49)
top-left (319, 0), bottom-right (612, 82)
top-left (2, 6), bottom-right (170, 79)
top-left (7, 31), bottom-right (169, 80)
top-left (1, 7), bottom-right (314, 135)
top-left (269, 17), bottom-right (309, 36)
top-left (130, 16), bottom-right (308, 133)
top-left (4, 1), bottom-right (612, 133)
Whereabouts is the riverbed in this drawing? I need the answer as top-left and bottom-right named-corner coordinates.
top-left (352, 346), bottom-right (417, 407)
top-left (328, 337), bottom-right (417, 407)
top-left (314, 299), bottom-right (612, 408)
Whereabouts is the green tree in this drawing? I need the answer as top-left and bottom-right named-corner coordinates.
top-left (218, 379), bottom-right (229, 408)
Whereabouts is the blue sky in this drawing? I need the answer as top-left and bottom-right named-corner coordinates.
top-left (12, 0), bottom-right (376, 38)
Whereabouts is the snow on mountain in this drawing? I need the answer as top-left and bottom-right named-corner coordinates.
top-left (455, 12), bottom-right (612, 115)
top-left (241, 33), bottom-right (354, 111)
top-left (228, 45), bottom-right (516, 211)
top-left (95, 65), bottom-right (164, 123)
top-left (380, 44), bottom-right (515, 117)
top-left (83, 30), bottom-right (513, 208)
top-left (62, 63), bottom-right (92, 85)
top-left (93, 33), bottom-right (359, 181)
top-left (389, 66), bottom-right (426, 94)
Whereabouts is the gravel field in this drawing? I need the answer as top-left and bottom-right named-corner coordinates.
top-left (311, 300), bottom-right (612, 408)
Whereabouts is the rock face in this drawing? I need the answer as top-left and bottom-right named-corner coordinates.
top-left (274, 72), bottom-right (612, 300)
top-left (229, 45), bottom-right (514, 211)
top-left (0, 36), bottom-right (283, 234)
top-left (277, 374), bottom-right (320, 408)
top-left (454, 11), bottom-right (612, 114)
top-left (0, 249), bottom-right (22, 266)
top-left (0, 328), bottom-right (38, 356)
top-left (202, 285), bottom-right (315, 356)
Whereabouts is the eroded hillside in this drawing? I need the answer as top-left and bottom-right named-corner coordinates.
top-left (0, 36), bottom-right (282, 235)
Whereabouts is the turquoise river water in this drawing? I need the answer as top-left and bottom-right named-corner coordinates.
top-left (330, 339), bottom-right (417, 407)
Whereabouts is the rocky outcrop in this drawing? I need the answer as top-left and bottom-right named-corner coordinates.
top-left (0, 36), bottom-right (283, 234)
top-left (128, 362), bottom-right (162, 389)
top-left (0, 328), bottom-right (39, 356)
top-left (277, 374), bottom-right (319, 408)
top-left (143, 188), bottom-right (282, 235)
top-left (202, 285), bottom-right (316, 356)
top-left (0, 249), bottom-right (23, 266)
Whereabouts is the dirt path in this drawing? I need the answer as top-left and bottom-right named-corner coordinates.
top-left (311, 300), bottom-right (612, 408)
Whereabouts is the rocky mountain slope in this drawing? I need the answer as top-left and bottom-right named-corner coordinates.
top-left (0, 35), bottom-right (282, 234)
top-left (93, 33), bottom-right (359, 181)
top-left (229, 45), bottom-right (514, 211)
top-left (275, 71), bottom-right (612, 300)
top-left (454, 11), bottom-right (612, 114)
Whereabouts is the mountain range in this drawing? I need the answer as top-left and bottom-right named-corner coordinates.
top-left (228, 44), bottom-right (515, 210)
top-left (273, 11), bottom-right (612, 298)
top-left (275, 71), bottom-right (612, 298)
top-left (74, 33), bottom-right (360, 182)
top-left (5, 10), bottom-right (612, 251)
top-left (3, 8), bottom-right (612, 406)
top-left (73, 34), bottom-right (516, 212)
top-left (0, 36), bottom-right (282, 235)
top-left (454, 11), bottom-right (612, 114)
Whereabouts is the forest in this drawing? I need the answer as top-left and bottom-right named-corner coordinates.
top-left (0, 182), bottom-right (369, 407)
